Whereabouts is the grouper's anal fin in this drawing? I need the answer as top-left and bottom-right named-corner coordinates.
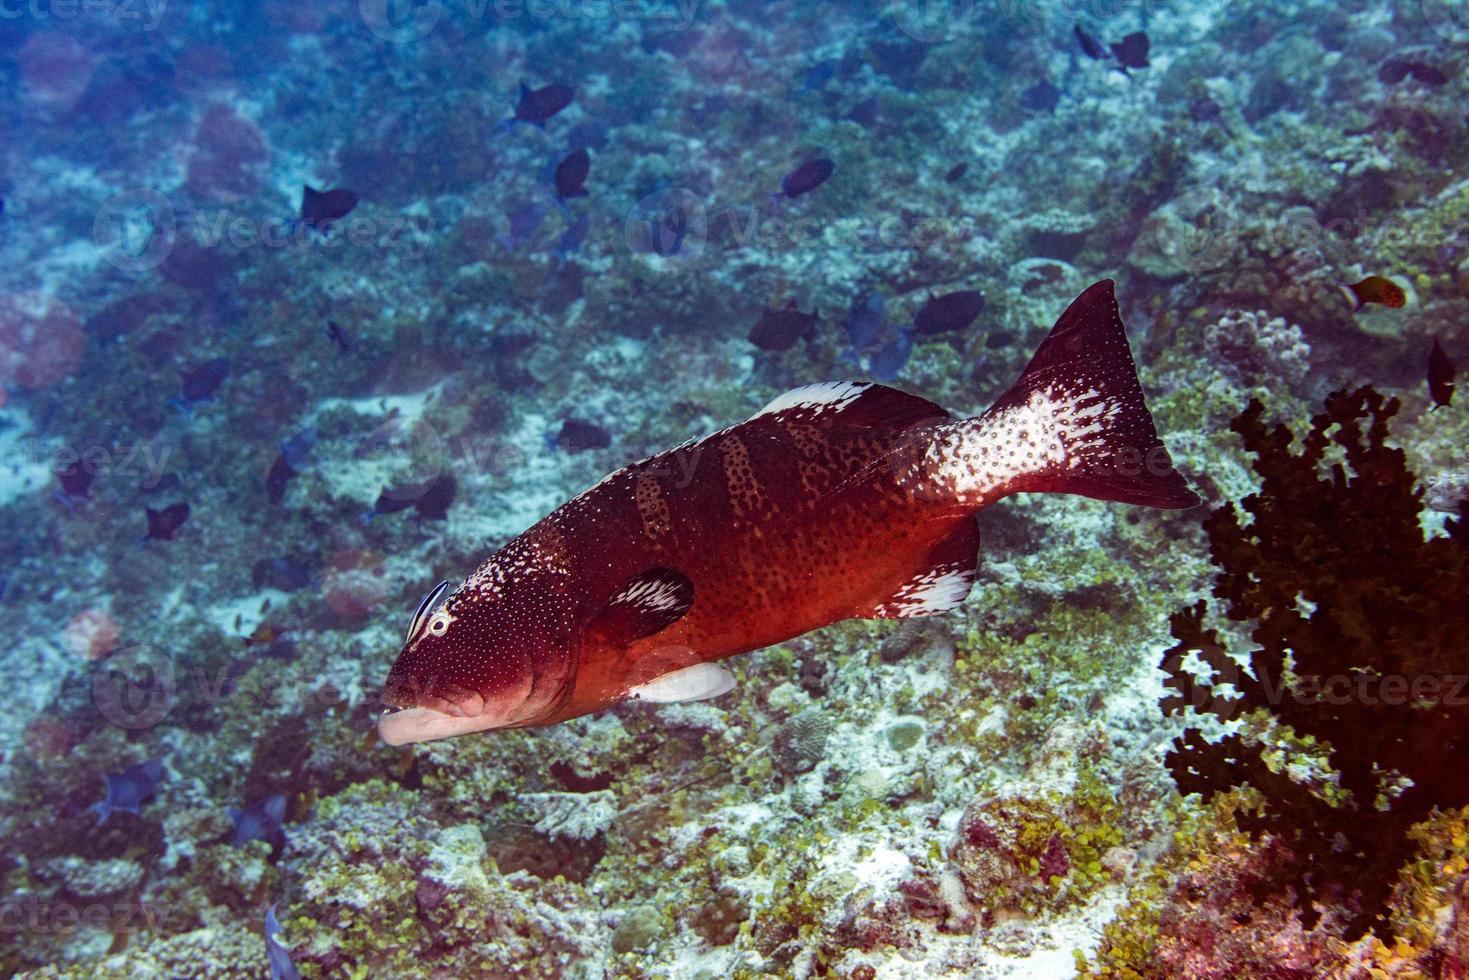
top-left (856, 517), bottom-right (980, 619)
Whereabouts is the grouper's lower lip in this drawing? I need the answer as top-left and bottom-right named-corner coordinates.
top-left (378, 706), bottom-right (500, 746)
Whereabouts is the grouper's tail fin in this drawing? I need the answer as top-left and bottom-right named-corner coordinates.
top-left (967, 279), bottom-right (1199, 509)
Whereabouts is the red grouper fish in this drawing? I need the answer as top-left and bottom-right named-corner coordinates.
top-left (378, 280), bottom-right (1199, 744)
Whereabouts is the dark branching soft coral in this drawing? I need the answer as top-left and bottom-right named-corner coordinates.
top-left (1160, 386), bottom-right (1469, 940)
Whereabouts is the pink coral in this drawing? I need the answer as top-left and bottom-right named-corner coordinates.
top-left (186, 104), bottom-right (269, 203)
top-left (1203, 309), bottom-right (1312, 386)
top-left (18, 33), bottom-right (97, 115)
top-left (22, 716), bottom-right (76, 762)
top-left (63, 607), bottom-right (121, 662)
top-left (0, 293), bottom-right (85, 390)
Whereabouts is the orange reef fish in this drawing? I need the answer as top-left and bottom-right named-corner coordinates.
top-left (1340, 275), bottom-right (1406, 311)
top-left (378, 280), bottom-right (1199, 744)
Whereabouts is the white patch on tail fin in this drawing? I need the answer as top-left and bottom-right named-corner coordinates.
top-left (629, 663), bottom-right (735, 704)
top-left (920, 280), bottom-right (1199, 509)
top-left (752, 381), bottom-right (870, 420)
top-left (873, 563), bottom-right (976, 618)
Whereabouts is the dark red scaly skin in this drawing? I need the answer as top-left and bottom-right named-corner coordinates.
top-left (529, 402), bottom-right (974, 725)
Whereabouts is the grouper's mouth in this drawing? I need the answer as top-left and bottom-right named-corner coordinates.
top-left (378, 704), bottom-right (502, 745)
top-left (378, 680), bottom-right (493, 745)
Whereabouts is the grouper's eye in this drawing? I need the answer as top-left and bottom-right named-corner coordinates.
top-left (406, 580), bottom-right (450, 643)
top-left (427, 613), bottom-right (450, 636)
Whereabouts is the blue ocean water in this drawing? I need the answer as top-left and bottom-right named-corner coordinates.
top-left (0, 1), bottom-right (1466, 976)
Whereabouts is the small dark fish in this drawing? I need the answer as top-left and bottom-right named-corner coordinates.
top-left (372, 489), bottom-right (415, 516)
top-left (1378, 59), bottom-right (1410, 84)
top-left (913, 290), bottom-right (986, 336)
top-left (279, 428), bottom-right (317, 470)
top-left (180, 357), bottom-right (230, 404)
top-left (801, 58), bottom-right (839, 92)
top-left (985, 330), bottom-right (1015, 349)
top-left (300, 186), bottom-right (359, 231)
top-left (944, 163), bottom-right (968, 183)
top-left (843, 292), bottom-right (887, 351)
top-left (778, 158), bottom-right (835, 200)
top-left (1410, 63), bottom-right (1449, 86)
top-left (414, 472), bottom-right (456, 521)
top-left (750, 301), bottom-right (820, 351)
top-left (1428, 338), bottom-right (1456, 409)
top-left (145, 502), bottom-right (190, 541)
top-left (844, 96), bottom-right (879, 128)
top-left (252, 557), bottom-right (313, 592)
top-left (91, 758), bottom-right (164, 826)
top-left (1021, 79), bottom-right (1061, 112)
top-left (867, 39), bottom-right (927, 87)
top-left (229, 793), bottom-right (287, 854)
top-left (556, 418), bottom-right (611, 453)
top-left (265, 904), bottom-right (300, 980)
top-left (1074, 24), bottom-right (1107, 60)
top-left (375, 472), bottom-right (457, 520)
top-left (640, 28), bottom-right (702, 57)
top-left (843, 294), bottom-right (912, 381)
top-left (1189, 96), bottom-right (1222, 123)
top-left (1340, 275), bottom-right (1406, 311)
top-left (56, 460), bottom-right (95, 499)
top-left (865, 328), bottom-right (913, 382)
top-left (326, 320), bottom-right (352, 353)
top-left (553, 148), bottom-right (590, 200)
top-left (555, 211), bottom-right (591, 265)
top-left (1111, 32), bottom-right (1150, 71)
top-left (1380, 59), bottom-right (1449, 87)
top-left (512, 82), bottom-right (574, 127)
top-left (501, 201), bottom-right (548, 252)
top-left (265, 455), bottom-right (293, 505)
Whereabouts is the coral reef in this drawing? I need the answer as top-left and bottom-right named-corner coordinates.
top-left (1201, 309), bottom-right (1311, 387)
top-left (1161, 387), bottom-right (1469, 939)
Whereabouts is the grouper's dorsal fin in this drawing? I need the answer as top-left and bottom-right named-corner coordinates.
top-left (588, 567), bottom-right (694, 646)
top-left (751, 381), bottom-right (950, 429)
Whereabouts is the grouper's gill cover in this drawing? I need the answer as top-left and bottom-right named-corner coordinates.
top-left (378, 280), bottom-right (1198, 744)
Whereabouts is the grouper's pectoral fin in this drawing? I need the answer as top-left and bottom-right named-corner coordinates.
top-left (587, 566), bottom-right (694, 646)
top-left (628, 662), bottom-right (735, 703)
top-left (860, 518), bottom-right (980, 619)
